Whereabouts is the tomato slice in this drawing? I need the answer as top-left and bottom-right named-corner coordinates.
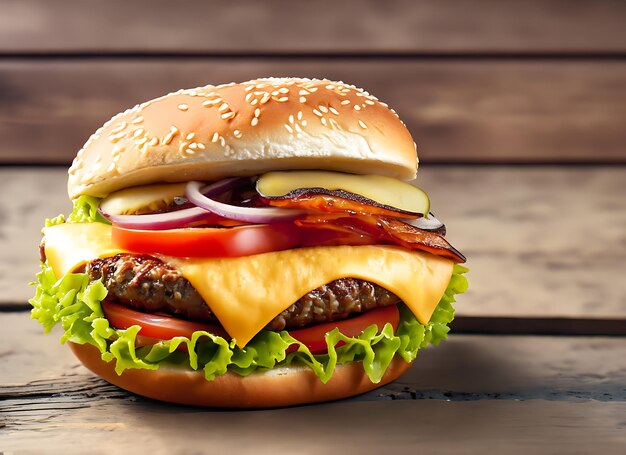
top-left (101, 301), bottom-right (229, 339)
top-left (111, 223), bottom-right (301, 258)
top-left (287, 305), bottom-right (400, 353)
top-left (101, 301), bottom-right (400, 354)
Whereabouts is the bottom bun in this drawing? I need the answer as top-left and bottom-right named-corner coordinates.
top-left (69, 342), bottom-right (412, 408)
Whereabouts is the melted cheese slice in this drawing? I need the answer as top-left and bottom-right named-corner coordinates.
top-left (44, 222), bottom-right (124, 275)
top-left (44, 223), bottom-right (454, 347)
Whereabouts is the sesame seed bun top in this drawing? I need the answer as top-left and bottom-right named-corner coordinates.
top-left (68, 77), bottom-right (418, 199)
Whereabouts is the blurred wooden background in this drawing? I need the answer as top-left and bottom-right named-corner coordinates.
top-left (1, 0), bottom-right (625, 164)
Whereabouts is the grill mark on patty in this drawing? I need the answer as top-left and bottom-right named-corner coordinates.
top-left (86, 254), bottom-right (401, 331)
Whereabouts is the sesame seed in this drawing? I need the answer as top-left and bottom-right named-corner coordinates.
top-left (197, 142), bottom-right (206, 150)
top-left (271, 90), bottom-right (280, 96)
top-left (299, 96), bottom-right (307, 103)
top-left (211, 132), bottom-right (219, 143)
top-left (221, 111), bottom-right (235, 120)
top-left (233, 129), bottom-right (242, 138)
top-left (297, 111), bottom-right (303, 120)
top-left (245, 93), bottom-right (253, 102)
top-left (108, 132), bottom-right (125, 143)
top-left (219, 137), bottom-right (226, 146)
top-left (110, 122), bottom-right (127, 134)
top-left (358, 120), bottom-right (367, 129)
top-left (178, 104), bottom-right (189, 111)
top-left (162, 126), bottom-right (179, 145)
top-left (136, 137), bottom-right (147, 145)
top-left (278, 87), bottom-right (289, 94)
top-left (254, 108), bottom-right (261, 117)
top-left (184, 148), bottom-right (196, 155)
top-left (107, 162), bottom-right (116, 172)
top-left (133, 128), bottom-right (144, 138)
top-left (261, 93), bottom-right (271, 104)
top-left (340, 100), bottom-right (351, 105)
top-left (299, 89), bottom-right (309, 95)
top-left (218, 103), bottom-right (229, 112)
top-left (321, 117), bottom-right (327, 126)
top-left (329, 107), bottom-right (339, 116)
top-left (295, 124), bottom-right (303, 133)
top-left (284, 124), bottom-right (294, 133)
top-left (288, 115), bottom-right (295, 124)
top-left (308, 87), bottom-right (318, 92)
top-left (301, 120), bottom-right (308, 127)
top-left (365, 100), bottom-right (375, 105)
top-left (131, 116), bottom-right (144, 124)
top-left (313, 109), bottom-right (323, 117)
top-left (251, 117), bottom-right (259, 126)
top-left (354, 105), bottom-right (361, 111)
top-left (245, 85), bottom-right (255, 92)
top-left (250, 99), bottom-right (258, 105)
top-left (318, 105), bottom-right (329, 113)
top-left (189, 142), bottom-right (198, 150)
top-left (148, 137), bottom-right (159, 146)
top-left (277, 97), bottom-right (289, 102)
top-left (186, 132), bottom-right (195, 140)
top-left (325, 84), bottom-right (335, 90)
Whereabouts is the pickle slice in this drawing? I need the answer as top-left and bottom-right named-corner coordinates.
top-left (257, 171), bottom-right (429, 215)
top-left (100, 183), bottom-right (187, 215)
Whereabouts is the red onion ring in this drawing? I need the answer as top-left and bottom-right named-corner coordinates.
top-left (100, 178), bottom-right (248, 230)
top-left (186, 181), bottom-right (308, 224)
top-left (405, 212), bottom-right (445, 232)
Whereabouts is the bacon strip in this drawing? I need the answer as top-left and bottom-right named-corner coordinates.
top-left (262, 190), bottom-right (418, 218)
top-left (295, 214), bottom-right (466, 263)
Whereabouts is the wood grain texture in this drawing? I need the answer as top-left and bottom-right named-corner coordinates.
top-left (1, 0), bottom-right (625, 53)
top-left (2, 313), bottom-right (625, 453)
top-left (2, 167), bottom-right (625, 319)
top-left (1, 61), bottom-right (625, 164)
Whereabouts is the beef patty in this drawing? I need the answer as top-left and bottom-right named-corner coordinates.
top-left (86, 254), bottom-right (401, 331)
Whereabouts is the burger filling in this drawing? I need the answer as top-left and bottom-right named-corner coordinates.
top-left (32, 171), bottom-right (469, 384)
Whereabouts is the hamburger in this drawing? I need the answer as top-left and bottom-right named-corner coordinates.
top-left (30, 77), bottom-right (468, 408)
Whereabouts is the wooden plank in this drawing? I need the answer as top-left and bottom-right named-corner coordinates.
top-left (1, 61), bottom-right (625, 164)
top-left (2, 167), bottom-right (625, 320)
top-left (1, 0), bottom-right (625, 53)
top-left (2, 313), bottom-right (625, 453)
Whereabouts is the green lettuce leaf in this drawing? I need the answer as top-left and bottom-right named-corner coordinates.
top-left (45, 195), bottom-right (109, 227)
top-left (30, 260), bottom-right (468, 384)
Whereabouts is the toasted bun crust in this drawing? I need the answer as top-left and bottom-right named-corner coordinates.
top-left (69, 342), bottom-right (412, 408)
top-left (68, 78), bottom-right (418, 199)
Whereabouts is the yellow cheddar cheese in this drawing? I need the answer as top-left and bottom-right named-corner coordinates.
top-left (44, 223), bottom-right (454, 347)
